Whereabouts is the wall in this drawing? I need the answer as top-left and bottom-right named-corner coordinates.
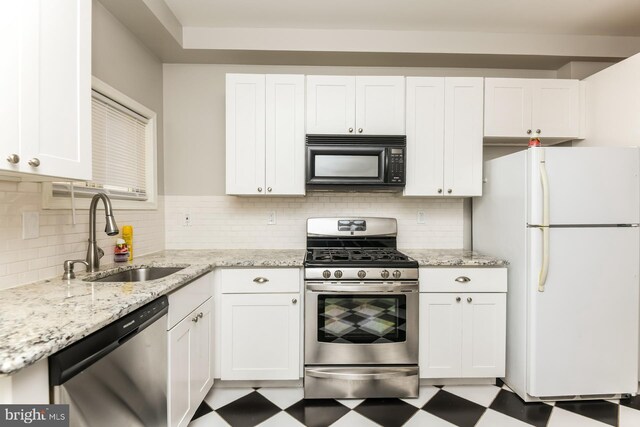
top-left (0, 1), bottom-right (166, 290)
top-left (163, 64), bottom-right (556, 250)
top-left (575, 52), bottom-right (640, 147)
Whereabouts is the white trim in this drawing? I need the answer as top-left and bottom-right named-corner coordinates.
top-left (43, 76), bottom-right (158, 210)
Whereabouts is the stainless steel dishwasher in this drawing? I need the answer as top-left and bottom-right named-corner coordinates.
top-left (50, 296), bottom-right (168, 427)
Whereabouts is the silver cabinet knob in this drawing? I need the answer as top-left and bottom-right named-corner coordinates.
top-left (536, 129), bottom-right (541, 134)
top-left (257, 187), bottom-right (263, 192)
top-left (358, 270), bottom-right (366, 279)
top-left (358, 128), bottom-right (363, 133)
top-left (467, 297), bottom-right (473, 303)
top-left (28, 158), bottom-right (40, 167)
top-left (437, 188), bottom-right (442, 194)
top-left (253, 277), bottom-right (269, 284)
top-left (198, 312), bottom-right (203, 319)
top-left (381, 269), bottom-right (390, 279)
top-left (447, 189), bottom-right (452, 194)
top-left (267, 187), bottom-right (272, 192)
top-left (455, 276), bottom-right (471, 283)
top-left (527, 129), bottom-right (532, 135)
top-left (6, 154), bottom-right (19, 164)
top-left (192, 316), bottom-right (199, 323)
top-left (456, 296), bottom-right (461, 302)
top-left (292, 298), bottom-right (298, 304)
top-left (348, 128), bottom-right (354, 133)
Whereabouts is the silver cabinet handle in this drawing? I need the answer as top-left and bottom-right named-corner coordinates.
top-left (253, 277), bottom-right (269, 284)
top-left (198, 312), bottom-right (203, 319)
top-left (28, 158), bottom-right (40, 167)
top-left (447, 189), bottom-right (452, 194)
top-left (348, 128), bottom-right (354, 133)
top-left (437, 188), bottom-right (442, 194)
top-left (527, 129), bottom-right (532, 135)
top-left (6, 154), bottom-right (19, 164)
top-left (456, 296), bottom-right (461, 302)
top-left (267, 187), bottom-right (272, 192)
top-left (467, 297), bottom-right (472, 303)
top-left (358, 128), bottom-right (363, 133)
top-left (257, 187), bottom-right (263, 192)
top-left (292, 298), bottom-right (297, 304)
top-left (192, 316), bottom-right (199, 323)
top-left (455, 276), bottom-right (471, 283)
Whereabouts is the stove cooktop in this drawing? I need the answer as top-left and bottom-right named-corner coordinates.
top-left (304, 248), bottom-right (418, 269)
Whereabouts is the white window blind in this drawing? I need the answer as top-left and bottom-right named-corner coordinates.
top-left (53, 90), bottom-right (149, 200)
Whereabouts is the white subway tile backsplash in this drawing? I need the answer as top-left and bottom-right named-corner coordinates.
top-left (164, 194), bottom-right (464, 249)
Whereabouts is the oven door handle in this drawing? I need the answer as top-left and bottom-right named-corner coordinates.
top-left (306, 284), bottom-right (418, 293)
top-left (306, 367), bottom-right (418, 381)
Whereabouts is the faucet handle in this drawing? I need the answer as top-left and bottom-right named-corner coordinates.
top-left (97, 247), bottom-right (104, 259)
top-left (63, 260), bottom-right (89, 280)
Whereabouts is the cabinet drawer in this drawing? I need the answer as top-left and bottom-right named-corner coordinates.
top-left (220, 268), bottom-right (300, 294)
top-left (168, 272), bottom-right (213, 329)
top-left (420, 268), bottom-right (506, 293)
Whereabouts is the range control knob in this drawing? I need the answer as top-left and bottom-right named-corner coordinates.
top-left (358, 270), bottom-right (366, 279)
top-left (334, 270), bottom-right (343, 279)
top-left (322, 270), bottom-right (331, 279)
top-left (392, 270), bottom-right (402, 279)
top-left (381, 270), bottom-right (390, 279)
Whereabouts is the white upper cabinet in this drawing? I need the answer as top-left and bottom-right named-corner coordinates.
top-left (484, 78), bottom-right (580, 141)
top-left (0, 0), bottom-right (91, 180)
top-left (405, 77), bottom-right (483, 197)
top-left (306, 76), bottom-right (405, 135)
top-left (306, 76), bottom-right (356, 135)
top-left (226, 74), bottom-right (305, 196)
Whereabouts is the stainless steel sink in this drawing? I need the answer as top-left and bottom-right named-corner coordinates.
top-left (88, 267), bottom-right (185, 282)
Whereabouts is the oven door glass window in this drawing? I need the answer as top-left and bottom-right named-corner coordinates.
top-left (317, 294), bottom-right (406, 344)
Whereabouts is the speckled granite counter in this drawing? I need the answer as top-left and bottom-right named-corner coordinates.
top-left (0, 249), bottom-right (304, 375)
top-left (403, 249), bottom-right (508, 267)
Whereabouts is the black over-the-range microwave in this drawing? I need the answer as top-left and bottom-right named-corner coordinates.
top-left (305, 135), bottom-right (406, 192)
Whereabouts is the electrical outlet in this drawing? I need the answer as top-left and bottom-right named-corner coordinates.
top-left (417, 211), bottom-right (426, 224)
top-left (183, 213), bottom-right (192, 227)
top-left (22, 212), bottom-right (40, 239)
top-left (268, 211), bottom-right (277, 225)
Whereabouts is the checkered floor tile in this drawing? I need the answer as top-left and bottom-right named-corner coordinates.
top-left (188, 381), bottom-right (640, 427)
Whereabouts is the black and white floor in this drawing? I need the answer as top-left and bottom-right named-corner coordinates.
top-left (189, 381), bottom-right (640, 427)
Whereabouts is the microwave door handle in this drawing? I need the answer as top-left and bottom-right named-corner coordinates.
top-left (383, 148), bottom-right (389, 182)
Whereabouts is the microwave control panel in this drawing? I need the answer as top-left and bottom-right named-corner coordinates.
top-left (388, 148), bottom-right (405, 183)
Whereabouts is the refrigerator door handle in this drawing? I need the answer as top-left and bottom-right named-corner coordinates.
top-left (538, 161), bottom-right (550, 292)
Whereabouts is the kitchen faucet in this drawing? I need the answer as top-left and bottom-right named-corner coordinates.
top-left (86, 193), bottom-right (119, 272)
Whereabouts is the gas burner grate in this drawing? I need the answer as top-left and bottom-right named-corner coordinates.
top-left (309, 248), bottom-right (411, 264)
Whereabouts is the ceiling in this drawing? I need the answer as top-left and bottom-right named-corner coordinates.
top-left (163, 0), bottom-right (640, 36)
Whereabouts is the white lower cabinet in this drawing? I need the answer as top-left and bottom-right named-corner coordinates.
top-left (420, 292), bottom-right (506, 379)
top-left (221, 293), bottom-right (300, 380)
top-left (419, 265), bottom-right (506, 381)
top-left (167, 272), bottom-right (214, 427)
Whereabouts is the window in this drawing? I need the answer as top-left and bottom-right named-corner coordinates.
top-left (43, 77), bottom-right (157, 209)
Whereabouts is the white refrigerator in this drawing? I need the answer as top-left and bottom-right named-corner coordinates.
top-left (473, 147), bottom-right (640, 402)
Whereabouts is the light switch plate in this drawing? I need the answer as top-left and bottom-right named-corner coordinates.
top-left (22, 211), bottom-right (40, 239)
top-left (268, 211), bottom-right (277, 225)
top-left (417, 211), bottom-right (426, 224)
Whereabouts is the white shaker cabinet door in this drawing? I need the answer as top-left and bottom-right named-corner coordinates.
top-left (306, 76), bottom-right (356, 135)
top-left (531, 79), bottom-right (579, 138)
top-left (0, 3), bottom-right (22, 173)
top-left (168, 312), bottom-right (194, 427)
top-left (226, 74), bottom-right (266, 195)
top-left (404, 77), bottom-right (445, 196)
top-left (221, 293), bottom-right (300, 381)
top-left (419, 293), bottom-right (463, 379)
top-left (265, 75), bottom-right (305, 195)
top-left (190, 298), bottom-right (214, 407)
top-left (461, 293), bottom-right (506, 378)
top-left (355, 76), bottom-right (405, 135)
top-left (443, 77), bottom-right (484, 197)
top-left (484, 78), bottom-right (533, 138)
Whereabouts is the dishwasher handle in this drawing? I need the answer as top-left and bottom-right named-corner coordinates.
top-left (49, 296), bottom-right (168, 386)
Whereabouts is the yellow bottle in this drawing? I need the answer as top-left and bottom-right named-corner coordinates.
top-left (122, 225), bottom-right (133, 261)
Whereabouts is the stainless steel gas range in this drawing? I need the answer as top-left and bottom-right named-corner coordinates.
top-left (303, 217), bottom-right (419, 399)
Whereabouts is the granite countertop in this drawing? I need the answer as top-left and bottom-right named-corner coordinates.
top-left (0, 248), bottom-right (504, 376)
top-left (0, 249), bottom-right (304, 376)
top-left (403, 249), bottom-right (508, 267)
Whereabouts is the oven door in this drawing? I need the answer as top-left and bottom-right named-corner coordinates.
top-left (305, 282), bottom-right (418, 365)
top-left (306, 145), bottom-right (387, 186)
